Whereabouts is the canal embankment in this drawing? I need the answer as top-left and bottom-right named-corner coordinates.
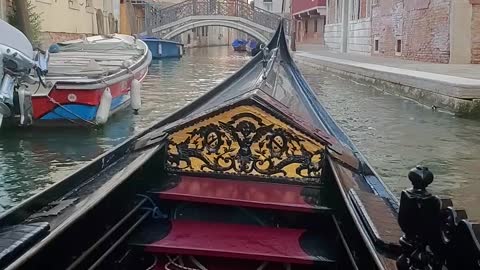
top-left (293, 44), bottom-right (480, 116)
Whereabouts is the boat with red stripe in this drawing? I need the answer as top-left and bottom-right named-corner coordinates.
top-left (29, 34), bottom-right (151, 126)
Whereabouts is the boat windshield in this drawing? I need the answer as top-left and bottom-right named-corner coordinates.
top-left (0, 19), bottom-right (33, 59)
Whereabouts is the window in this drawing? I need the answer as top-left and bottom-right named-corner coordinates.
top-left (68, 0), bottom-right (80, 10)
top-left (350, 0), bottom-right (360, 20)
top-left (396, 39), bottom-right (402, 55)
top-left (304, 20), bottom-right (308, 33)
top-left (374, 38), bottom-right (379, 52)
top-left (314, 19), bottom-right (318, 32)
top-left (297, 21), bottom-right (301, 39)
top-left (335, 0), bottom-right (342, 23)
top-left (201, 27), bottom-right (205, 37)
top-left (366, 0), bottom-right (372, 17)
top-left (205, 26), bottom-right (208, 37)
top-left (86, 0), bottom-right (94, 13)
top-left (0, 0), bottom-right (5, 20)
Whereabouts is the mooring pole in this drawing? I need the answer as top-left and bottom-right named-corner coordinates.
top-left (289, 0), bottom-right (296, 51)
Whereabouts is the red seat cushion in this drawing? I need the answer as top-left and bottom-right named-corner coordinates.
top-left (130, 220), bottom-right (336, 265)
top-left (153, 176), bottom-right (330, 213)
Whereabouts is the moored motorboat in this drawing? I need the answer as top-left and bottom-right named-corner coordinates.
top-left (28, 34), bottom-right (152, 126)
top-left (0, 22), bottom-right (478, 270)
top-left (141, 37), bottom-right (184, 59)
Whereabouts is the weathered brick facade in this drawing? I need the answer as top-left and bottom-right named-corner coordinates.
top-left (472, 4), bottom-right (480, 63)
top-left (39, 32), bottom-right (88, 49)
top-left (371, 0), bottom-right (451, 63)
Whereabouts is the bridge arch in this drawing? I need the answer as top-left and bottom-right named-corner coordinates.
top-left (143, 0), bottom-right (290, 43)
top-left (163, 19), bottom-right (270, 43)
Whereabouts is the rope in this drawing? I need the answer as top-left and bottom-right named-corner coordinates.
top-left (136, 194), bottom-right (166, 219)
top-left (256, 262), bottom-right (268, 270)
top-left (165, 255), bottom-right (203, 270)
top-left (45, 94), bottom-right (97, 126)
top-left (145, 255), bottom-right (158, 270)
top-left (188, 256), bottom-right (208, 270)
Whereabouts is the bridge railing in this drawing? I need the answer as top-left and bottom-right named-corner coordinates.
top-left (145, 0), bottom-right (290, 36)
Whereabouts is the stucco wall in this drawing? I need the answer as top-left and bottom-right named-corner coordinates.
top-left (33, 0), bottom-right (115, 35)
top-left (292, 0), bottom-right (326, 14)
top-left (296, 17), bottom-right (325, 44)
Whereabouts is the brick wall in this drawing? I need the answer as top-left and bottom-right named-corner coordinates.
top-left (39, 32), bottom-right (89, 49)
top-left (372, 0), bottom-right (451, 63)
top-left (472, 4), bottom-right (480, 63)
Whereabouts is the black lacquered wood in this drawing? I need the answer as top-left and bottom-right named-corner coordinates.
top-left (397, 166), bottom-right (480, 270)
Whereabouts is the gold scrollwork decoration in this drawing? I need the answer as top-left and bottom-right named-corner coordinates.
top-left (166, 105), bottom-right (326, 181)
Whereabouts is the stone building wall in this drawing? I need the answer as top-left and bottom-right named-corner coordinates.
top-left (347, 18), bottom-right (371, 54)
top-left (371, 0), bottom-right (451, 63)
top-left (324, 0), bottom-right (371, 54)
top-left (324, 23), bottom-right (342, 51)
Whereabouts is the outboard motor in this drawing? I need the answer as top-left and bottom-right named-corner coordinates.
top-left (0, 19), bottom-right (39, 127)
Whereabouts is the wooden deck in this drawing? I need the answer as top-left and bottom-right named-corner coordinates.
top-left (350, 189), bottom-right (402, 247)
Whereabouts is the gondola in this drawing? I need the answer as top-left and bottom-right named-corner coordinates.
top-left (0, 22), bottom-right (478, 270)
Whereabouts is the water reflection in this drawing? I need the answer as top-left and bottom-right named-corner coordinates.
top-left (0, 46), bottom-right (250, 211)
top-left (300, 66), bottom-right (480, 219)
top-left (2, 46), bottom-right (479, 222)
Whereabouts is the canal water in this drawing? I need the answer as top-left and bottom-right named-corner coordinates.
top-left (1, 46), bottom-right (480, 220)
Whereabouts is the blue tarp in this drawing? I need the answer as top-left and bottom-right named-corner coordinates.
top-left (232, 39), bottom-right (247, 48)
top-left (247, 40), bottom-right (258, 49)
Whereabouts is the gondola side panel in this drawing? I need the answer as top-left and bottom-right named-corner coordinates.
top-left (165, 104), bottom-right (326, 183)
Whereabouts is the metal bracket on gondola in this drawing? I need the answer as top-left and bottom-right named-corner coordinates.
top-left (327, 144), bottom-right (360, 172)
top-left (133, 130), bottom-right (167, 151)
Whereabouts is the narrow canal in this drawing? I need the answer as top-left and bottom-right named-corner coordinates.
top-left (0, 46), bottom-right (479, 220)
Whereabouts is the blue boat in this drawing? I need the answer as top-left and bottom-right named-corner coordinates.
top-left (141, 37), bottom-right (184, 59)
top-left (231, 39), bottom-right (247, 51)
top-left (246, 39), bottom-right (262, 56)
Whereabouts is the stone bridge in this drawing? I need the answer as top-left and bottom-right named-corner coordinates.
top-left (142, 0), bottom-right (290, 43)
